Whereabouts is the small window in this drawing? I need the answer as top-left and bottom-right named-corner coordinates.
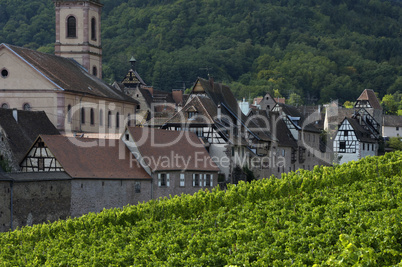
top-left (158, 173), bottom-right (169, 187)
top-left (135, 182), bottom-right (141, 193)
top-left (193, 174), bottom-right (200, 187)
top-left (38, 158), bottom-right (44, 171)
top-left (67, 104), bottom-right (72, 123)
top-left (107, 111), bottom-right (112, 128)
top-left (67, 16), bottom-right (77, 38)
top-left (362, 143), bottom-right (365, 150)
top-left (116, 112), bottom-right (120, 128)
top-left (339, 141), bottom-right (346, 151)
top-left (1, 69), bottom-right (8, 78)
top-left (92, 66), bottom-right (97, 77)
top-left (90, 108), bottom-right (95, 125)
top-left (127, 113), bottom-right (131, 126)
top-left (81, 107), bottom-right (85, 124)
top-left (125, 134), bottom-right (129, 141)
top-left (91, 17), bottom-right (96, 41)
top-left (344, 130), bottom-right (348, 136)
top-left (99, 109), bottom-right (103, 126)
top-left (1, 103), bottom-right (9, 109)
top-left (137, 105), bottom-right (140, 110)
top-left (180, 173), bottom-right (185, 187)
top-left (205, 174), bottom-right (211, 187)
top-left (23, 103), bottom-right (31, 111)
top-left (397, 127), bottom-right (400, 131)
top-left (188, 111), bottom-right (197, 118)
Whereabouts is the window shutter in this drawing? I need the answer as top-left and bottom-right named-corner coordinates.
top-left (204, 174), bottom-right (206, 186)
top-left (192, 174), bottom-right (195, 187)
top-left (166, 173), bottom-right (170, 187)
top-left (158, 173), bottom-right (161, 187)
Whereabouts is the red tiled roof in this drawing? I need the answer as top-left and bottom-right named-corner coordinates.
top-left (126, 127), bottom-right (220, 172)
top-left (3, 44), bottom-right (137, 104)
top-left (38, 135), bottom-right (150, 179)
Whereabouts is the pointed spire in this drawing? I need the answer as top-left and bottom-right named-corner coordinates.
top-left (129, 56), bottom-right (136, 71)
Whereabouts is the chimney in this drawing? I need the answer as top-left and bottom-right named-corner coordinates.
top-left (12, 108), bottom-right (18, 123)
top-left (172, 89), bottom-right (183, 105)
top-left (217, 103), bottom-right (221, 120)
top-left (209, 77), bottom-right (214, 89)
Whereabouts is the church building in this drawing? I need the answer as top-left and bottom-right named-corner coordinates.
top-left (0, 0), bottom-right (138, 135)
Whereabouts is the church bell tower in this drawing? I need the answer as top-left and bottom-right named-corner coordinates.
top-left (54, 0), bottom-right (103, 78)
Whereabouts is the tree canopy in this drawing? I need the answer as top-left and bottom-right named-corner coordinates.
top-left (0, 0), bottom-right (401, 104)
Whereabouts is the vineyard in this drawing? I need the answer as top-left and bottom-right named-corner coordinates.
top-left (1, 152), bottom-right (402, 266)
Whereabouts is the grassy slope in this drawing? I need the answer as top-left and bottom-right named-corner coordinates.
top-left (0, 151), bottom-right (401, 266)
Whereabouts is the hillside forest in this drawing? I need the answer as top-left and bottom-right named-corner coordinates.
top-left (0, 0), bottom-right (401, 108)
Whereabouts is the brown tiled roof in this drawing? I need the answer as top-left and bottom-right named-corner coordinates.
top-left (0, 108), bottom-right (60, 163)
top-left (383, 115), bottom-right (402, 127)
top-left (3, 44), bottom-right (137, 104)
top-left (126, 127), bottom-right (220, 172)
top-left (356, 89), bottom-right (382, 110)
top-left (37, 135), bottom-right (151, 179)
top-left (165, 96), bottom-right (216, 125)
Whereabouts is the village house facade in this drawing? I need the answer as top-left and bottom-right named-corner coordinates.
top-left (0, 108), bottom-right (60, 172)
top-left (123, 127), bottom-right (220, 199)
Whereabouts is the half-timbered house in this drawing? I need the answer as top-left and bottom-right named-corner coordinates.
top-left (0, 108), bottom-right (60, 172)
top-left (162, 77), bottom-right (272, 180)
top-left (20, 135), bottom-right (152, 218)
top-left (334, 117), bottom-right (378, 164)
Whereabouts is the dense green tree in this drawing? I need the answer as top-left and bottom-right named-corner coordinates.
top-left (0, 0), bottom-right (400, 102)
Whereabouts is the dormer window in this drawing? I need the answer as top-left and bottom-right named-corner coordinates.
top-left (188, 111), bottom-right (197, 118)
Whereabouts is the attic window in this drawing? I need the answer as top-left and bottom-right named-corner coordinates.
top-left (23, 103), bottom-right (31, 111)
top-left (1, 103), bottom-right (9, 109)
top-left (188, 111), bottom-right (197, 119)
top-left (1, 69), bottom-right (8, 78)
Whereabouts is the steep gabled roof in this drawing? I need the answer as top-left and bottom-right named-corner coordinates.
top-left (278, 103), bottom-right (321, 133)
top-left (356, 89), bottom-right (382, 110)
top-left (2, 44), bottom-right (137, 104)
top-left (35, 135), bottom-right (150, 179)
top-left (0, 108), bottom-right (60, 163)
top-left (164, 96), bottom-right (216, 125)
top-left (126, 127), bottom-right (220, 172)
top-left (344, 118), bottom-right (377, 143)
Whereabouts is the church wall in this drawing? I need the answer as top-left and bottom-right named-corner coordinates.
top-left (0, 50), bottom-right (56, 90)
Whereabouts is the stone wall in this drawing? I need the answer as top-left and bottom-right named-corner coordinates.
top-left (0, 173), bottom-right (71, 232)
top-left (70, 179), bottom-right (152, 218)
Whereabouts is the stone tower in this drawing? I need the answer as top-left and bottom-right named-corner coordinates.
top-left (54, 0), bottom-right (103, 78)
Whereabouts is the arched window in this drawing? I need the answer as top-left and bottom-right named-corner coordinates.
top-left (127, 113), bottom-right (131, 126)
top-left (67, 104), bottom-right (72, 123)
top-left (91, 17), bottom-right (96, 41)
top-left (90, 108), bottom-right (95, 125)
top-left (81, 107), bottom-right (85, 124)
top-left (23, 103), bottom-right (31, 111)
top-left (99, 109), bottom-right (103, 126)
top-left (107, 111), bottom-right (111, 128)
top-left (116, 112), bottom-right (120, 128)
top-left (67, 16), bottom-right (76, 38)
top-left (1, 103), bottom-right (9, 109)
top-left (92, 66), bottom-right (97, 77)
